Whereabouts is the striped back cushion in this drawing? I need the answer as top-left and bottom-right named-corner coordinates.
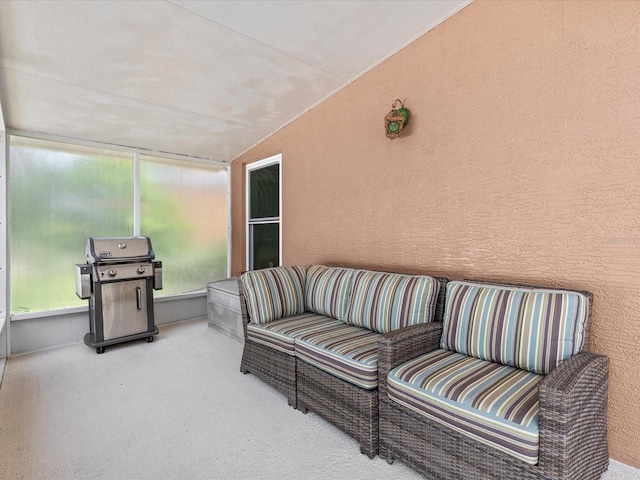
top-left (305, 265), bottom-right (354, 321)
top-left (441, 281), bottom-right (590, 374)
top-left (240, 265), bottom-right (307, 324)
top-left (344, 270), bottom-right (440, 334)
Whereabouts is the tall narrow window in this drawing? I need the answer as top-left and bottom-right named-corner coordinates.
top-left (247, 154), bottom-right (281, 270)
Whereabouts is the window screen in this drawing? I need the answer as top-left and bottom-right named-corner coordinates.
top-left (250, 163), bottom-right (279, 219)
top-left (140, 155), bottom-right (228, 295)
top-left (10, 136), bottom-right (133, 313)
top-left (9, 135), bottom-right (229, 314)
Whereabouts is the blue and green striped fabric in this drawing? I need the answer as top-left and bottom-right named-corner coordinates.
top-left (295, 322), bottom-right (381, 389)
top-left (305, 265), bottom-right (354, 321)
top-left (344, 270), bottom-right (439, 334)
top-left (241, 265), bottom-right (307, 324)
top-left (441, 281), bottom-right (589, 374)
top-left (388, 348), bottom-right (543, 464)
top-left (247, 312), bottom-right (344, 355)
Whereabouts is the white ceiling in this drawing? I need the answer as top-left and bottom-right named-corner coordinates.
top-left (0, 0), bottom-right (470, 164)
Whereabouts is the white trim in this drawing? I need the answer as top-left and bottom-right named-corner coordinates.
top-left (245, 154), bottom-right (282, 270)
top-left (9, 290), bottom-right (207, 322)
top-left (246, 153), bottom-right (282, 172)
top-left (0, 97), bottom-right (5, 132)
top-left (7, 129), bottom-right (228, 168)
top-left (11, 306), bottom-right (87, 321)
top-left (279, 158), bottom-right (283, 266)
top-left (0, 129), bottom-right (7, 356)
top-left (155, 290), bottom-right (206, 302)
top-left (226, 166), bottom-right (232, 277)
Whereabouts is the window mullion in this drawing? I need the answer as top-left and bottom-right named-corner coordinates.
top-left (248, 217), bottom-right (279, 223)
top-left (133, 152), bottom-right (140, 236)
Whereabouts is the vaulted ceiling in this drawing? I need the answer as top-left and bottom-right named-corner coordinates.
top-left (0, 0), bottom-right (470, 163)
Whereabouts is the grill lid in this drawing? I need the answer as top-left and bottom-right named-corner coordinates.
top-left (86, 236), bottom-right (155, 264)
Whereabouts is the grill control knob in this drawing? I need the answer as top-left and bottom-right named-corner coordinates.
top-left (108, 269), bottom-right (117, 277)
top-left (137, 266), bottom-right (146, 274)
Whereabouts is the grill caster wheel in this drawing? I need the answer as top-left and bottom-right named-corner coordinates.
top-left (146, 336), bottom-right (153, 343)
top-left (96, 347), bottom-right (105, 354)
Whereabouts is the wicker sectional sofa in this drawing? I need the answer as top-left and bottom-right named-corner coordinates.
top-left (238, 264), bottom-right (446, 458)
top-left (238, 267), bottom-right (609, 480)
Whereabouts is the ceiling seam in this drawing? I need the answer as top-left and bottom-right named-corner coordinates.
top-left (8, 127), bottom-right (228, 166)
top-left (0, 66), bottom-right (253, 127)
top-left (165, 0), bottom-right (336, 77)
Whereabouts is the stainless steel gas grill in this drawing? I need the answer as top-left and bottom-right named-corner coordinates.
top-left (75, 236), bottom-right (162, 354)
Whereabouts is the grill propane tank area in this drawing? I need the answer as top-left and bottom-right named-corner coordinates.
top-left (75, 236), bottom-right (162, 354)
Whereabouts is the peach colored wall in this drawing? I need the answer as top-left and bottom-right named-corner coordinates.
top-left (231, 0), bottom-right (640, 468)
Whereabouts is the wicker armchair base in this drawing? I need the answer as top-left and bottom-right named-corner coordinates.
top-left (380, 399), bottom-right (555, 480)
top-left (297, 359), bottom-right (379, 458)
top-left (240, 339), bottom-right (297, 408)
top-left (379, 353), bottom-right (610, 480)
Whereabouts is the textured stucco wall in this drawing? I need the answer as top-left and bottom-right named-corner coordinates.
top-left (231, 1), bottom-right (640, 468)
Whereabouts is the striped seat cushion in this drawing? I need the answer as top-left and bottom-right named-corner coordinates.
top-left (388, 348), bottom-right (543, 464)
top-left (240, 265), bottom-right (307, 324)
top-left (305, 265), bottom-right (354, 321)
top-left (344, 270), bottom-right (440, 334)
top-left (295, 323), bottom-right (381, 389)
top-left (441, 281), bottom-right (589, 374)
top-left (247, 313), bottom-right (344, 355)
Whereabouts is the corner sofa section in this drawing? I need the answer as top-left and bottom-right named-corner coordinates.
top-left (238, 264), bottom-right (445, 458)
top-left (378, 280), bottom-right (609, 480)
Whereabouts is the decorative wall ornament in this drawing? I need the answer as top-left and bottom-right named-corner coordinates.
top-left (384, 99), bottom-right (410, 139)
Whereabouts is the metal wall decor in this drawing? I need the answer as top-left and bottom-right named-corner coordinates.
top-left (384, 99), bottom-right (410, 139)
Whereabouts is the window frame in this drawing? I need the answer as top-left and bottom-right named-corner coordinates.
top-left (6, 129), bottom-right (230, 321)
top-left (245, 154), bottom-right (282, 271)
top-left (0, 128), bottom-right (6, 357)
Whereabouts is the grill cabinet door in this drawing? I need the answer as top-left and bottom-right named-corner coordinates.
top-left (101, 279), bottom-right (149, 340)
